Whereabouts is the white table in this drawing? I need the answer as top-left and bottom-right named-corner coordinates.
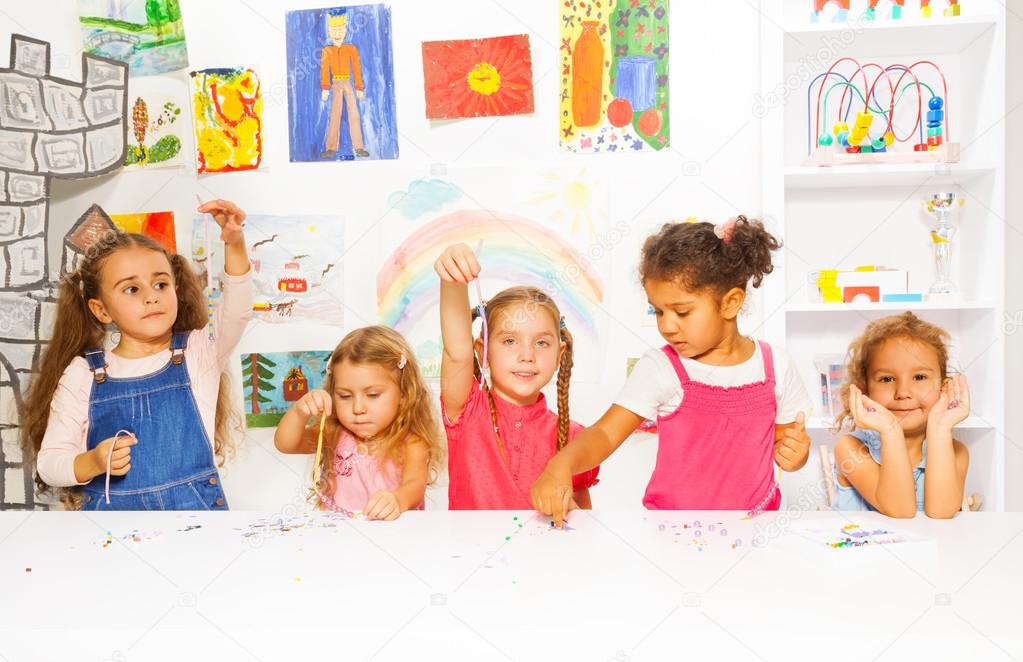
top-left (1, 509), bottom-right (1020, 661)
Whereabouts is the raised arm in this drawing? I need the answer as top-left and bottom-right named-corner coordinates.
top-left (435, 243), bottom-right (480, 422)
top-left (834, 385), bottom-right (917, 518)
top-left (923, 375), bottom-right (971, 518)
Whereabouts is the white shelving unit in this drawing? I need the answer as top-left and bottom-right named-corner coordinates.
top-left (759, 0), bottom-right (1007, 510)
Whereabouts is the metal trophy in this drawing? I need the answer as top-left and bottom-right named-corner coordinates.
top-left (923, 192), bottom-right (965, 296)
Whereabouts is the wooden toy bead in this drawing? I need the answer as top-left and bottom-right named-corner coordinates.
top-left (860, 144), bottom-right (873, 153)
top-left (914, 143), bottom-right (928, 151)
top-left (928, 135), bottom-right (943, 146)
top-left (845, 146), bottom-right (861, 153)
top-left (927, 126), bottom-right (942, 137)
top-left (854, 112), bottom-right (873, 129)
top-left (884, 131), bottom-right (895, 146)
top-left (871, 138), bottom-right (886, 151)
top-left (818, 134), bottom-right (834, 146)
top-left (929, 96), bottom-right (944, 110)
top-left (837, 130), bottom-right (850, 146)
top-left (833, 122), bottom-right (849, 135)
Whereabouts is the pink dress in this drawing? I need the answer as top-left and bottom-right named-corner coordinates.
top-left (443, 379), bottom-right (600, 510)
top-left (319, 430), bottom-right (415, 513)
top-left (643, 341), bottom-right (781, 511)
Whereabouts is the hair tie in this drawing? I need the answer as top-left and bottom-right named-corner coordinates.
top-left (714, 218), bottom-right (739, 245)
top-left (397, 353), bottom-right (407, 370)
top-left (559, 316), bottom-right (566, 329)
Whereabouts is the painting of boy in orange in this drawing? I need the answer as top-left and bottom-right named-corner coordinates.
top-left (319, 9), bottom-right (369, 159)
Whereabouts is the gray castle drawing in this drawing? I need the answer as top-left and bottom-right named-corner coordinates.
top-left (0, 34), bottom-right (128, 509)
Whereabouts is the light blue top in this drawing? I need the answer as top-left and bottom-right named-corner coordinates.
top-left (833, 429), bottom-right (926, 512)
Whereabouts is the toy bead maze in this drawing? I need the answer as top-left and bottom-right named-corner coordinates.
top-left (804, 57), bottom-right (958, 166)
top-left (810, 0), bottom-right (961, 23)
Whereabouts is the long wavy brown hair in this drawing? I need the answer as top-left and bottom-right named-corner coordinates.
top-left (835, 311), bottom-right (951, 431)
top-left (471, 286), bottom-right (574, 463)
top-left (20, 231), bottom-right (240, 509)
top-left (313, 326), bottom-right (444, 506)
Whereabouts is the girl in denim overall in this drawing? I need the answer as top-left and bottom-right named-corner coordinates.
top-left (533, 217), bottom-right (814, 525)
top-left (24, 200), bottom-right (251, 510)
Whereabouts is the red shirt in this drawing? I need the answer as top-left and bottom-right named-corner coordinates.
top-left (443, 379), bottom-right (599, 510)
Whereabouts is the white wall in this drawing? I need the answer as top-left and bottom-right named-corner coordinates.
top-left (3, 0), bottom-right (766, 510)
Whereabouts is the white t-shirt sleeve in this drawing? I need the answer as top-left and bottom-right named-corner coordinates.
top-left (614, 349), bottom-right (681, 421)
top-left (773, 351), bottom-right (815, 424)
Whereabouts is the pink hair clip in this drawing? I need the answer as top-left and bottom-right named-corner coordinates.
top-left (397, 353), bottom-right (407, 370)
top-left (714, 218), bottom-right (739, 244)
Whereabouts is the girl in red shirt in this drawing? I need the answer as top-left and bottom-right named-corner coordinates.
top-left (435, 243), bottom-right (598, 510)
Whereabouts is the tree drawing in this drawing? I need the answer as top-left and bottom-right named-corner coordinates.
top-left (241, 353), bottom-right (277, 415)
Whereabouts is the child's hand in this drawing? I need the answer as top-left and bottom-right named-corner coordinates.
top-left (774, 412), bottom-right (810, 471)
top-left (434, 243), bottom-right (481, 284)
top-left (530, 462), bottom-right (575, 528)
top-left (365, 490), bottom-right (401, 520)
top-left (927, 374), bottom-right (971, 432)
top-left (92, 434), bottom-right (137, 477)
top-left (297, 389), bottom-right (332, 419)
top-left (198, 199), bottom-right (246, 246)
top-left (849, 385), bottom-right (901, 435)
top-left (321, 89), bottom-right (329, 102)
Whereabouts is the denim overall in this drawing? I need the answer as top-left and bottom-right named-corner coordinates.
top-left (81, 332), bottom-right (228, 510)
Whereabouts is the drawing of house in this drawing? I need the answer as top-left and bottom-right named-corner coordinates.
top-left (282, 366), bottom-right (309, 401)
top-left (61, 204), bottom-right (118, 275)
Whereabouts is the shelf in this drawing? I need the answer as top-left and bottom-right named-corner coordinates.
top-left (784, 164), bottom-right (995, 189)
top-left (783, 15), bottom-right (997, 59)
top-left (786, 301), bottom-right (996, 313)
top-left (807, 415), bottom-right (994, 431)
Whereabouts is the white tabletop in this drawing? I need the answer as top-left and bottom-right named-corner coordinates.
top-left (1, 509), bottom-right (1020, 661)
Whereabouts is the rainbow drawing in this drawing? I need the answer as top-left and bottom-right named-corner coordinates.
top-left (377, 209), bottom-right (604, 336)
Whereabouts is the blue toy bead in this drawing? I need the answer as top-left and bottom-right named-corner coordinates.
top-left (818, 134), bottom-right (834, 146)
top-left (929, 96), bottom-right (944, 110)
top-left (927, 109), bottom-right (944, 124)
top-left (837, 130), bottom-right (850, 147)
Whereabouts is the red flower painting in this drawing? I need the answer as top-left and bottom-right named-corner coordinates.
top-left (421, 34), bottom-right (535, 119)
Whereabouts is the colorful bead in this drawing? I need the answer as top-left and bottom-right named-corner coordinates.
top-left (929, 96), bottom-right (944, 111)
top-left (927, 109), bottom-right (944, 124)
top-left (884, 130), bottom-right (895, 146)
top-left (914, 143), bottom-right (928, 151)
top-left (818, 134), bottom-right (834, 146)
top-left (871, 138), bottom-right (886, 152)
top-left (833, 122), bottom-right (849, 135)
top-left (837, 130), bottom-right (850, 147)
